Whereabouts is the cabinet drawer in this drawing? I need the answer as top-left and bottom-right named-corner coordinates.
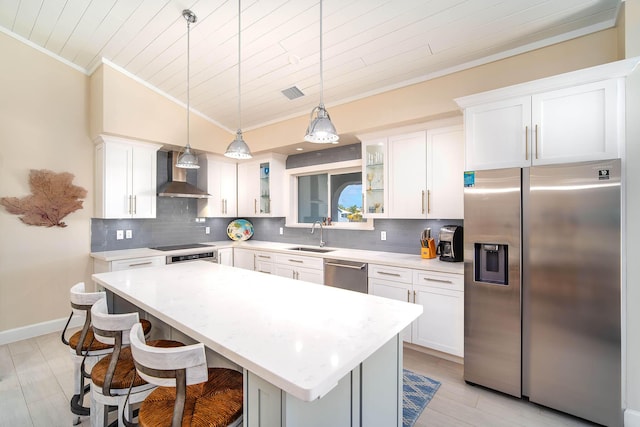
top-left (111, 256), bottom-right (165, 271)
top-left (369, 264), bottom-right (412, 283)
top-left (254, 251), bottom-right (275, 262)
top-left (413, 271), bottom-right (463, 291)
top-left (275, 254), bottom-right (323, 270)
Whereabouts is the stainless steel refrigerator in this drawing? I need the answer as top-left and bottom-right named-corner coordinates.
top-left (463, 159), bottom-right (621, 426)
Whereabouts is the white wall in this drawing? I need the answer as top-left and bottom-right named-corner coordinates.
top-left (0, 32), bottom-right (93, 336)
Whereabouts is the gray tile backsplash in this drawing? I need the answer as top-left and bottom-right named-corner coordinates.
top-left (92, 214), bottom-right (462, 255)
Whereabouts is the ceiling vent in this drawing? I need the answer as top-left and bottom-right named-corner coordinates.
top-left (281, 86), bottom-right (305, 100)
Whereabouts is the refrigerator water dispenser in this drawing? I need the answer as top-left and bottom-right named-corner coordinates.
top-left (475, 243), bottom-right (508, 285)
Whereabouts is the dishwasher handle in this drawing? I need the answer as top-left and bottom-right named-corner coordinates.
top-left (325, 261), bottom-right (366, 270)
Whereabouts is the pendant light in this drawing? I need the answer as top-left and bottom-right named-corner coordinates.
top-left (304, 0), bottom-right (338, 144)
top-left (225, 0), bottom-right (253, 159)
top-left (176, 10), bottom-right (199, 169)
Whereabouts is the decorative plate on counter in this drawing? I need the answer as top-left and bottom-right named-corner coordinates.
top-left (227, 219), bottom-right (254, 241)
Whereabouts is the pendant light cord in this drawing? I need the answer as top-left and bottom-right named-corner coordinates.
top-left (319, 0), bottom-right (324, 106)
top-left (186, 16), bottom-right (191, 147)
top-left (238, 0), bottom-right (242, 132)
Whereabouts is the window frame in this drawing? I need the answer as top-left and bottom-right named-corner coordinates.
top-left (285, 159), bottom-right (373, 230)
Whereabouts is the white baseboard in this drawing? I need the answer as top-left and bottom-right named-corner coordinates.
top-left (0, 315), bottom-right (84, 345)
top-left (626, 409), bottom-right (640, 427)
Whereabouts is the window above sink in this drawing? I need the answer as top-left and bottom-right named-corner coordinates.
top-left (284, 159), bottom-right (373, 230)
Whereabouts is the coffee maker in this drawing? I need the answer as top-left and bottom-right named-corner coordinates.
top-left (438, 225), bottom-right (463, 262)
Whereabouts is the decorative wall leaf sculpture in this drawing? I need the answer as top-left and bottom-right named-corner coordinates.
top-left (0, 169), bottom-right (87, 227)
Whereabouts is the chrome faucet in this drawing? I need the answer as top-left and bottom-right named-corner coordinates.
top-left (311, 221), bottom-right (325, 247)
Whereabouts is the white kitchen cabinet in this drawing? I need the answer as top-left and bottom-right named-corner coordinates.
top-left (233, 248), bottom-right (255, 270)
top-left (426, 126), bottom-right (464, 219)
top-left (388, 132), bottom-right (426, 219)
top-left (362, 126), bottom-right (463, 220)
top-left (368, 278), bottom-right (412, 343)
top-left (369, 264), bottom-right (464, 357)
top-left (254, 251), bottom-right (275, 274)
top-left (460, 75), bottom-right (624, 171)
top-left (197, 154), bottom-right (237, 218)
top-left (95, 135), bottom-right (161, 219)
top-left (237, 154), bottom-right (286, 217)
top-left (368, 264), bottom-right (413, 343)
top-left (232, 249), bottom-right (274, 273)
top-left (93, 255), bottom-right (166, 274)
top-left (217, 247), bottom-right (233, 266)
top-left (412, 271), bottom-right (464, 357)
top-left (274, 253), bottom-right (323, 284)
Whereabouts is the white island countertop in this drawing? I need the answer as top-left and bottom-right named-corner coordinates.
top-left (92, 261), bottom-right (422, 402)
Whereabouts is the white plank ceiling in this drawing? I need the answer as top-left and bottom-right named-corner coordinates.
top-left (0, 0), bottom-right (621, 134)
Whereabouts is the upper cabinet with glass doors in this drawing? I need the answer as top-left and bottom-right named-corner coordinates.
top-left (456, 59), bottom-right (640, 171)
top-left (362, 139), bottom-right (388, 217)
top-left (237, 153), bottom-right (286, 217)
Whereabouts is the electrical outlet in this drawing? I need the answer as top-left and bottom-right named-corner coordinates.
top-left (116, 230), bottom-right (124, 240)
top-left (125, 230), bottom-right (133, 239)
top-left (205, 226), bottom-right (210, 234)
top-left (381, 231), bottom-right (387, 241)
top-left (279, 227), bottom-right (283, 235)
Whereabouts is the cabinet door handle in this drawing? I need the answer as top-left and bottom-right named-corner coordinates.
top-left (407, 290), bottom-right (410, 302)
top-left (421, 190), bottom-right (425, 214)
top-left (288, 259), bottom-right (304, 264)
top-left (258, 270), bottom-right (271, 274)
top-left (427, 190), bottom-right (431, 214)
top-left (133, 195), bottom-right (137, 214)
top-left (525, 126), bottom-right (529, 161)
top-left (257, 255), bottom-right (271, 259)
top-left (535, 124), bottom-right (539, 159)
top-left (378, 271), bottom-right (401, 277)
top-left (224, 199), bottom-right (228, 214)
top-left (128, 195), bottom-right (132, 214)
top-left (413, 290), bottom-right (417, 303)
top-left (254, 199), bottom-right (257, 214)
top-left (221, 199), bottom-right (225, 214)
top-left (128, 261), bottom-right (152, 267)
top-left (423, 277), bottom-right (453, 284)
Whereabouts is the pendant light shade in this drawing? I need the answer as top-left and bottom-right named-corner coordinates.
top-left (304, 104), bottom-right (338, 143)
top-left (225, 130), bottom-right (253, 159)
top-left (304, 0), bottom-right (338, 144)
top-left (176, 9), bottom-right (199, 169)
top-left (225, 0), bottom-right (253, 159)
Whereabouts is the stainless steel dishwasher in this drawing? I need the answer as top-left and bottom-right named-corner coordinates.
top-left (324, 259), bottom-right (368, 293)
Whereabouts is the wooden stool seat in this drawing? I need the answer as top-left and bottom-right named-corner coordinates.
top-left (69, 320), bottom-right (151, 353)
top-left (91, 339), bottom-right (183, 390)
top-left (139, 368), bottom-right (243, 427)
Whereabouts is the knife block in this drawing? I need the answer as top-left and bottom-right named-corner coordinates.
top-left (421, 238), bottom-right (437, 259)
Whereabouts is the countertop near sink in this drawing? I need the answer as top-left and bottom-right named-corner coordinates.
top-left (236, 241), bottom-right (463, 275)
top-left (91, 240), bottom-right (463, 275)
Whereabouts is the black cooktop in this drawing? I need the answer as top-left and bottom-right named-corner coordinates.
top-left (150, 243), bottom-right (213, 251)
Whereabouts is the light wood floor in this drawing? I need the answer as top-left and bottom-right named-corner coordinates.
top-left (1, 331), bottom-right (596, 426)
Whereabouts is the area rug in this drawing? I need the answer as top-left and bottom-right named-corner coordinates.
top-left (403, 368), bottom-right (441, 427)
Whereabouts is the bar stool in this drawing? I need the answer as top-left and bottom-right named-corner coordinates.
top-left (90, 298), bottom-right (182, 427)
top-left (60, 282), bottom-right (114, 424)
top-left (128, 322), bottom-right (243, 427)
top-left (61, 283), bottom-right (153, 425)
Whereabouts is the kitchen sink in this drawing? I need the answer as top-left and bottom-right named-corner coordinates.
top-left (286, 247), bottom-right (335, 253)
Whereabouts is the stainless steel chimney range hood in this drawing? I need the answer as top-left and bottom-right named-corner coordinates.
top-left (158, 151), bottom-right (210, 199)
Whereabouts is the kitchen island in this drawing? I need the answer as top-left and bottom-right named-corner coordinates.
top-left (92, 261), bottom-right (422, 427)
